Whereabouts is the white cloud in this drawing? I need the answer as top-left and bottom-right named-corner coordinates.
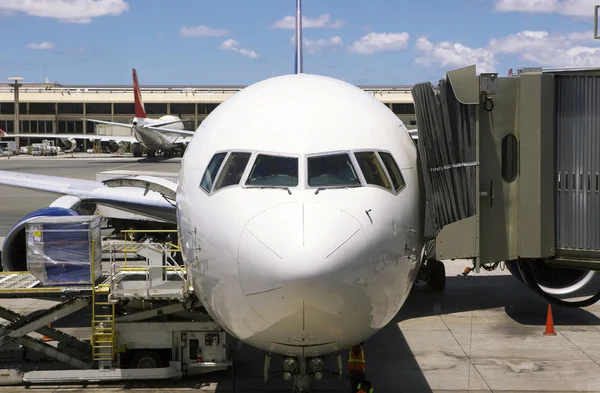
top-left (348, 32), bottom-right (410, 55)
top-left (0, 0), bottom-right (128, 24)
top-left (489, 30), bottom-right (600, 67)
top-left (414, 37), bottom-right (497, 73)
top-left (413, 30), bottom-right (600, 73)
top-left (289, 34), bottom-right (344, 54)
top-left (26, 42), bottom-right (55, 50)
top-left (271, 14), bottom-right (345, 29)
top-left (219, 39), bottom-right (259, 59)
top-left (180, 25), bottom-right (231, 37)
top-left (493, 0), bottom-right (597, 17)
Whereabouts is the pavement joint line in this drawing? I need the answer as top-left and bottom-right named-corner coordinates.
top-left (439, 312), bottom-right (494, 393)
top-left (559, 331), bottom-right (600, 369)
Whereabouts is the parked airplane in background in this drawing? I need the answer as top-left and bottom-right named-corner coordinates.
top-left (0, 69), bottom-right (195, 159)
top-left (83, 69), bottom-right (195, 158)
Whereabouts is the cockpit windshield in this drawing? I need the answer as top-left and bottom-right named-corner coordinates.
top-left (307, 153), bottom-right (361, 187)
top-left (246, 154), bottom-right (299, 187)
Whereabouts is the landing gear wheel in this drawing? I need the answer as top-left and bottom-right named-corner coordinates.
top-left (129, 350), bottom-right (164, 368)
top-left (426, 258), bottom-right (446, 291)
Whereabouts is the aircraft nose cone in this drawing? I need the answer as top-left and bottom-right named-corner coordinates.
top-left (238, 202), bottom-right (369, 325)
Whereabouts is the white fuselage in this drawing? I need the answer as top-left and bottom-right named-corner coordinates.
top-left (133, 115), bottom-right (185, 151)
top-left (177, 73), bottom-right (424, 358)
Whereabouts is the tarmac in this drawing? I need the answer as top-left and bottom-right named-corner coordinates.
top-left (0, 154), bottom-right (599, 392)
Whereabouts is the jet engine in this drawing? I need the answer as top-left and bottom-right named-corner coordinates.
top-left (59, 138), bottom-right (78, 153)
top-left (108, 141), bottom-right (119, 153)
top-left (505, 259), bottom-right (600, 307)
top-left (1, 206), bottom-right (80, 272)
top-left (505, 259), bottom-right (595, 296)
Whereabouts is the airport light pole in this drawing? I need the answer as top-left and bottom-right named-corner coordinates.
top-left (8, 77), bottom-right (23, 148)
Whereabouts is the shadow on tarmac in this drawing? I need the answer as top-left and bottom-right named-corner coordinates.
top-left (10, 272), bottom-right (600, 392)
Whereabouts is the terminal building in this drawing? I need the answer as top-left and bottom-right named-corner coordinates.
top-left (0, 80), bottom-right (416, 151)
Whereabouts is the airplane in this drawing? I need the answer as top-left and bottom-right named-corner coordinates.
top-left (0, 1), bottom-right (590, 391)
top-left (0, 69), bottom-right (195, 159)
top-left (0, 2), bottom-right (426, 388)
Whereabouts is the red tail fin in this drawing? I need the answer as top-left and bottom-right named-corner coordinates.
top-left (132, 68), bottom-right (147, 119)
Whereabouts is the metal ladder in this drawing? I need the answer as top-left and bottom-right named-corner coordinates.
top-left (90, 239), bottom-right (116, 366)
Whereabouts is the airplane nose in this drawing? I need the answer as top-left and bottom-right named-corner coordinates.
top-left (238, 202), bottom-right (369, 325)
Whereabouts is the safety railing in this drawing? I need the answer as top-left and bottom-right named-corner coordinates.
top-left (104, 230), bottom-right (188, 300)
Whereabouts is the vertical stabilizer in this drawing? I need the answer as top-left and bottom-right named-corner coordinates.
top-left (294, 0), bottom-right (303, 74)
top-left (132, 68), bottom-right (147, 119)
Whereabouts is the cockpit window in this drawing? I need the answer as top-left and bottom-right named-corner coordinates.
top-left (200, 152), bottom-right (227, 192)
top-left (246, 154), bottom-right (298, 187)
top-left (379, 152), bottom-right (406, 192)
top-left (354, 151), bottom-right (392, 190)
top-left (213, 152), bottom-right (252, 191)
top-left (307, 153), bottom-right (361, 187)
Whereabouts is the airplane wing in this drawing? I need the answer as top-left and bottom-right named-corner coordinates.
top-left (145, 126), bottom-right (196, 136)
top-left (0, 170), bottom-right (177, 223)
top-left (0, 133), bottom-right (137, 143)
top-left (84, 118), bottom-right (196, 136)
top-left (83, 119), bottom-right (133, 129)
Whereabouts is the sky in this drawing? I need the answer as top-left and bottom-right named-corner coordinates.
top-left (0, 0), bottom-right (599, 86)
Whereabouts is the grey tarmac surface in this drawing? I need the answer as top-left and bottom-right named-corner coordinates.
top-left (0, 155), bottom-right (599, 392)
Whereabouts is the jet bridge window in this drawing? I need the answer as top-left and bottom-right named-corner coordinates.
top-left (246, 154), bottom-right (298, 187)
top-left (307, 153), bottom-right (361, 187)
top-left (214, 152), bottom-right (252, 191)
top-left (354, 151), bottom-right (392, 191)
top-left (378, 152), bottom-right (406, 193)
top-left (200, 152), bottom-right (227, 192)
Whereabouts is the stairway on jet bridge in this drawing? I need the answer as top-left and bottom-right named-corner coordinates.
top-left (411, 64), bottom-right (600, 307)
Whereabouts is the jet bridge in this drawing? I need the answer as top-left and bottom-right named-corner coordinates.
top-left (413, 65), bottom-right (600, 306)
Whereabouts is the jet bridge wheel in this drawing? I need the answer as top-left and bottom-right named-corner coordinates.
top-left (426, 258), bottom-right (446, 291)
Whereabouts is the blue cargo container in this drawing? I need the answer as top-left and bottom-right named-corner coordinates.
top-left (25, 215), bottom-right (102, 286)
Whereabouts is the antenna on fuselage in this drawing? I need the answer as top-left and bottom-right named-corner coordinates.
top-left (294, 0), bottom-right (303, 74)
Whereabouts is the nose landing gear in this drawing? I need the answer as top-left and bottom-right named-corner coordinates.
top-left (416, 257), bottom-right (446, 291)
top-left (264, 353), bottom-right (341, 392)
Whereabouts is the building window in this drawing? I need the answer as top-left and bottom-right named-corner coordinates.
top-left (58, 120), bottom-right (83, 134)
top-left (170, 103), bottom-right (195, 115)
top-left (28, 103), bottom-right (55, 114)
top-left (391, 103), bottom-right (415, 115)
top-left (0, 102), bottom-right (14, 115)
top-left (145, 103), bottom-right (167, 115)
top-left (58, 103), bottom-right (84, 114)
top-left (85, 121), bottom-right (95, 134)
top-left (114, 103), bottom-right (134, 115)
top-left (0, 120), bottom-right (14, 132)
top-left (43, 120), bottom-right (53, 133)
top-left (85, 103), bottom-right (111, 115)
top-left (198, 103), bottom-right (219, 115)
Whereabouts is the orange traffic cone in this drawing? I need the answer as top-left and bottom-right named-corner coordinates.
top-left (42, 324), bottom-right (53, 341)
top-left (543, 304), bottom-right (557, 336)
